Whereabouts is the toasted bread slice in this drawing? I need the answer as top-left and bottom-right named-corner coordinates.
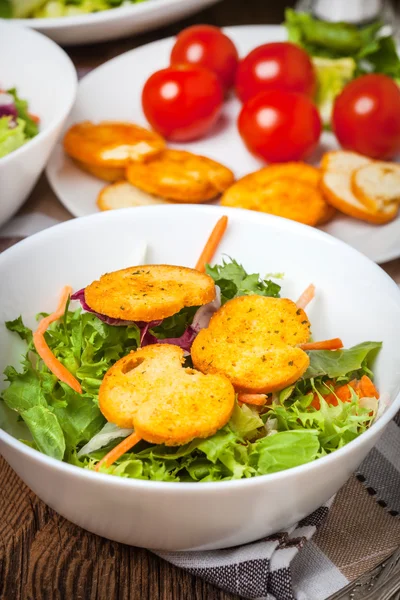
top-left (222, 177), bottom-right (326, 226)
top-left (97, 181), bottom-right (172, 211)
top-left (352, 162), bottom-right (400, 211)
top-left (63, 121), bottom-right (165, 168)
top-left (99, 344), bottom-right (235, 444)
top-left (74, 160), bottom-right (126, 182)
top-left (85, 264), bottom-right (216, 322)
top-left (320, 151), bottom-right (371, 175)
top-left (126, 149), bottom-right (234, 203)
top-left (191, 295), bottom-right (310, 394)
top-left (229, 162), bottom-right (321, 188)
top-left (321, 170), bottom-right (398, 224)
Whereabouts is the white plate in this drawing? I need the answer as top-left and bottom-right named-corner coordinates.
top-left (7, 0), bottom-right (220, 45)
top-left (46, 25), bottom-right (400, 264)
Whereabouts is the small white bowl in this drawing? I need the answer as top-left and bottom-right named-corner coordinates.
top-left (0, 23), bottom-right (77, 227)
top-left (1, 205), bottom-right (400, 551)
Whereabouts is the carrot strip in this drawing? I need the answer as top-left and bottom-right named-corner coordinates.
top-left (300, 338), bottom-right (343, 351)
top-left (33, 286), bottom-right (82, 394)
top-left (311, 376), bottom-right (379, 410)
top-left (359, 375), bottom-right (379, 399)
top-left (237, 393), bottom-right (268, 407)
top-left (95, 432), bottom-right (141, 471)
top-left (28, 112), bottom-right (40, 124)
top-left (296, 284), bottom-right (315, 309)
top-left (195, 216), bottom-right (228, 272)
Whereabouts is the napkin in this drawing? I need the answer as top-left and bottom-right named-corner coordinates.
top-left (1, 212), bottom-right (400, 600)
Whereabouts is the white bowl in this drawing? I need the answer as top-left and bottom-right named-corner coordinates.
top-left (10, 0), bottom-right (220, 46)
top-left (0, 23), bottom-right (77, 227)
top-left (1, 205), bottom-right (400, 551)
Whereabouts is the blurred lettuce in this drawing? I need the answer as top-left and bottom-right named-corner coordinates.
top-left (285, 9), bottom-right (400, 124)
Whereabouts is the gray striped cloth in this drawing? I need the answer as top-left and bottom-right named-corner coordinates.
top-left (1, 212), bottom-right (400, 600)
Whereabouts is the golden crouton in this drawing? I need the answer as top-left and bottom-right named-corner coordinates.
top-left (74, 160), bottom-right (126, 182)
top-left (85, 264), bottom-right (216, 322)
top-left (99, 344), bottom-right (235, 445)
top-left (191, 295), bottom-right (311, 393)
top-left (97, 181), bottom-right (172, 211)
top-left (126, 149), bottom-right (235, 203)
top-left (222, 177), bottom-right (327, 226)
top-left (63, 121), bottom-right (165, 167)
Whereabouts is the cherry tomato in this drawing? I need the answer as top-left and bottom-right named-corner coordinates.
top-left (142, 65), bottom-right (224, 142)
top-left (235, 42), bottom-right (316, 103)
top-left (238, 90), bottom-right (322, 163)
top-left (332, 74), bottom-right (400, 159)
top-left (170, 25), bottom-right (239, 91)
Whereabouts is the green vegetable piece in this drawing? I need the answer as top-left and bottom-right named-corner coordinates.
top-left (304, 342), bottom-right (382, 379)
top-left (22, 405), bottom-right (66, 460)
top-left (252, 430), bottom-right (320, 475)
top-left (206, 258), bottom-right (281, 304)
top-left (7, 89), bottom-right (39, 139)
top-left (312, 56), bottom-right (356, 124)
top-left (0, 118), bottom-right (27, 158)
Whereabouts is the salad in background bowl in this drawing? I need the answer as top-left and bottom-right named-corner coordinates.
top-left (0, 204), bottom-right (399, 551)
top-left (0, 88), bottom-right (39, 159)
top-left (0, 22), bottom-right (76, 227)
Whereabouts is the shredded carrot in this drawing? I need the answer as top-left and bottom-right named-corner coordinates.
top-left (358, 375), bottom-right (379, 399)
top-left (28, 112), bottom-right (40, 124)
top-left (33, 286), bottom-right (82, 394)
top-left (300, 338), bottom-right (343, 351)
top-left (311, 375), bottom-right (379, 410)
top-left (195, 216), bottom-right (228, 272)
top-left (296, 284), bottom-right (315, 309)
top-left (237, 393), bottom-right (268, 407)
top-left (95, 431), bottom-right (141, 471)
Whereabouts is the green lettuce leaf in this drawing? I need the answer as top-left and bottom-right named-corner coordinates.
top-left (21, 405), bottom-right (65, 460)
top-left (304, 342), bottom-right (382, 379)
top-left (150, 306), bottom-right (198, 339)
top-left (7, 89), bottom-right (39, 139)
top-left (251, 430), bottom-right (320, 475)
top-left (312, 56), bottom-right (356, 125)
top-left (5, 316), bottom-right (33, 343)
top-left (0, 117), bottom-right (27, 159)
top-left (206, 258), bottom-right (281, 304)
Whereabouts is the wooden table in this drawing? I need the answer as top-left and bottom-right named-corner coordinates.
top-left (2, 1), bottom-right (400, 599)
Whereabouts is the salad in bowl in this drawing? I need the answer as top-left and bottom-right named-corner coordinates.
top-left (1, 215), bottom-right (382, 482)
top-left (0, 88), bottom-right (39, 158)
top-left (1, 205), bottom-right (399, 550)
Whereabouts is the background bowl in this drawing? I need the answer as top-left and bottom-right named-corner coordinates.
top-left (1, 205), bottom-right (400, 551)
top-left (0, 23), bottom-right (77, 228)
top-left (10, 0), bottom-right (221, 46)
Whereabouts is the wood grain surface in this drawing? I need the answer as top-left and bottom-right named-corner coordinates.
top-left (1, 1), bottom-right (400, 599)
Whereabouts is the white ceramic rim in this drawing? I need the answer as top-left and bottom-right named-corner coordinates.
top-left (11, 0), bottom-right (212, 28)
top-left (0, 23), bottom-right (77, 166)
top-left (1, 204), bottom-right (399, 491)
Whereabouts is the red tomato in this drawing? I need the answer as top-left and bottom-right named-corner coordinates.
top-left (235, 42), bottom-right (316, 103)
top-left (332, 74), bottom-right (400, 159)
top-left (238, 90), bottom-right (322, 163)
top-left (142, 65), bottom-right (224, 142)
top-left (170, 25), bottom-right (239, 91)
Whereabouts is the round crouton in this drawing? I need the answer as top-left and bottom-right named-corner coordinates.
top-left (99, 344), bottom-right (235, 444)
top-left (85, 264), bottom-right (216, 322)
